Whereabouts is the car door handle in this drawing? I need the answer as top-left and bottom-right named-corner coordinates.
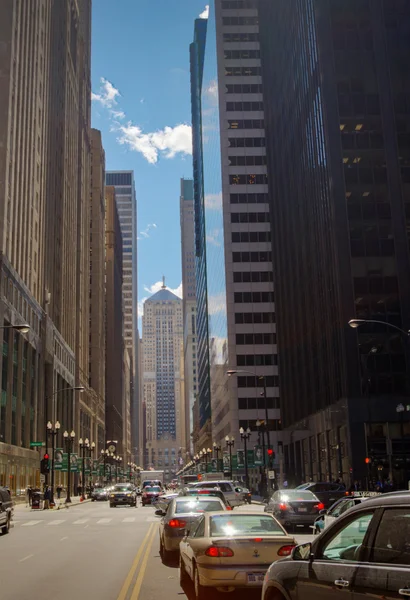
top-left (334, 579), bottom-right (350, 588)
top-left (399, 589), bottom-right (410, 597)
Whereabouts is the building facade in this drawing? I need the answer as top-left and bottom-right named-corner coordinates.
top-left (105, 171), bottom-right (139, 462)
top-left (142, 283), bottom-right (184, 480)
top-left (180, 178), bottom-right (197, 456)
top-left (259, 0), bottom-right (410, 486)
top-left (0, 0), bottom-right (96, 494)
top-left (190, 1), bottom-right (280, 484)
top-left (105, 186), bottom-right (124, 453)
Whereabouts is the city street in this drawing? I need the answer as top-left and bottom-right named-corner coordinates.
top-left (1, 501), bottom-right (313, 600)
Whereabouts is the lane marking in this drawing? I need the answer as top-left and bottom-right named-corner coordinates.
top-left (48, 520), bottom-right (65, 526)
top-left (96, 518), bottom-right (112, 524)
top-left (21, 520), bottom-right (43, 527)
top-left (73, 518), bottom-right (89, 525)
top-left (122, 517), bottom-right (136, 523)
top-left (19, 554), bottom-right (34, 562)
top-left (130, 525), bottom-right (157, 600)
top-left (60, 536), bottom-right (68, 541)
top-left (116, 523), bottom-right (154, 600)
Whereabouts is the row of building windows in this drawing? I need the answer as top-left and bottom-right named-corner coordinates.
top-left (347, 201), bottom-right (391, 220)
top-left (238, 397), bottom-right (280, 410)
top-left (232, 231), bottom-right (271, 243)
top-left (341, 132), bottom-right (384, 150)
top-left (222, 0), bottom-right (257, 8)
top-left (353, 276), bottom-right (398, 295)
top-left (224, 50), bottom-right (260, 60)
top-left (237, 375), bottom-right (278, 387)
top-left (226, 84), bottom-right (263, 94)
top-left (233, 251), bottom-right (272, 263)
top-left (236, 333), bottom-right (276, 345)
top-left (229, 155), bottom-right (266, 166)
top-left (233, 270), bottom-right (274, 283)
top-left (235, 312), bottom-right (275, 324)
top-left (230, 193), bottom-right (268, 203)
top-left (230, 174), bottom-right (268, 185)
top-left (231, 212), bottom-right (270, 223)
top-left (229, 119), bottom-right (264, 129)
top-left (222, 16), bottom-right (259, 26)
top-left (239, 419), bottom-right (282, 432)
top-left (223, 32), bottom-right (259, 43)
top-left (227, 101), bottom-right (264, 112)
top-left (226, 66), bottom-right (262, 77)
top-left (237, 354), bottom-right (277, 367)
top-left (234, 291), bottom-right (274, 303)
top-left (229, 137), bottom-right (265, 148)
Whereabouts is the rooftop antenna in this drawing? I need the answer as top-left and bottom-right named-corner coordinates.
top-left (162, 275), bottom-right (166, 289)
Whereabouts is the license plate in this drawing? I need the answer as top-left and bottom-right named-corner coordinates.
top-left (247, 573), bottom-right (264, 585)
top-left (298, 507), bottom-right (307, 512)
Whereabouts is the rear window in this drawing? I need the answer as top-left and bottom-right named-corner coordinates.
top-left (279, 491), bottom-right (317, 501)
top-left (175, 500), bottom-right (223, 513)
top-left (145, 486), bottom-right (161, 492)
top-left (210, 515), bottom-right (285, 537)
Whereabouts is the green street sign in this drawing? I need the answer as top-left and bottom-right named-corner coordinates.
top-left (84, 458), bottom-right (91, 474)
top-left (62, 453), bottom-right (68, 472)
top-left (54, 448), bottom-right (64, 471)
top-left (231, 455), bottom-right (238, 471)
top-left (92, 460), bottom-right (98, 475)
top-left (247, 449), bottom-right (255, 469)
top-left (237, 450), bottom-right (245, 468)
top-left (70, 453), bottom-right (78, 472)
top-left (254, 445), bottom-right (263, 466)
top-left (98, 464), bottom-right (105, 476)
top-left (222, 452), bottom-right (230, 471)
top-left (77, 457), bottom-right (83, 472)
top-left (30, 441), bottom-right (45, 447)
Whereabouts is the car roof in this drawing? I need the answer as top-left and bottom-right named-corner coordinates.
top-left (176, 495), bottom-right (225, 502)
top-left (345, 491), bottom-right (410, 512)
top-left (191, 480), bottom-right (232, 485)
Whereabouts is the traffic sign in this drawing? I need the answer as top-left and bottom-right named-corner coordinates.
top-left (30, 442), bottom-right (45, 447)
top-left (268, 470), bottom-right (276, 479)
top-left (40, 474), bottom-right (45, 483)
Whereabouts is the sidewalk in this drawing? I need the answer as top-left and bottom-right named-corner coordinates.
top-left (14, 496), bottom-right (91, 512)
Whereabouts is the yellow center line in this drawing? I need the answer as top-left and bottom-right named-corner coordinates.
top-left (129, 524), bottom-right (157, 600)
top-left (116, 523), bottom-right (154, 600)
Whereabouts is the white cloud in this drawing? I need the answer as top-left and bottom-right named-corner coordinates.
top-left (111, 110), bottom-right (125, 120)
top-left (199, 5), bottom-right (209, 19)
top-left (205, 192), bottom-right (222, 210)
top-left (206, 228), bottom-right (222, 247)
top-left (139, 223), bottom-right (157, 239)
top-left (140, 98), bottom-right (145, 104)
top-left (91, 77), bottom-right (120, 108)
top-left (143, 280), bottom-right (183, 298)
top-left (117, 122), bottom-right (192, 164)
top-left (205, 80), bottom-right (218, 104)
top-left (138, 299), bottom-right (146, 318)
top-left (208, 293), bottom-right (226, 315)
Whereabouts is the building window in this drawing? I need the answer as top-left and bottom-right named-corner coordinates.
top-left (228, 120), bottom-right (265, 130)
top-left (232, 231), bottom-right (271, 243)
top-left (229, 138), bottom-right (265, 149)
top-left (229, 155), bottom-right (267, 167)
top-left (231, 212), bottom-right (270, 223)
top-left (230, 174), bottom-right (268, 185)
top-left (226, 84), bottom-right (263, 94)
top-left (235, 312), bottom-right (275, 324)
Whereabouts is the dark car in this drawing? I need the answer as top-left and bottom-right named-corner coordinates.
top-left (180, 487), bottom-right (231, 508)
top-left (91, 487), bottom-right (108, 501)
top-left (109, 484), bottom-right (137, 507)
top-left (264, 489), bottom-right (325, 530)
top-left (142, 485), bottom-right (161, 506)
top-left (262, 491), bottom-right (410, 600)
top-left (295, 482), bottom-right (347, 508)
top-left (0, 487), bottom-right (13, 534)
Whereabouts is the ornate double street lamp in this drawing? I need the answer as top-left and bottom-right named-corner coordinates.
top-left (240, 427), bottom-right (251, 489)
top-left (225, 436), bottom-right (235, 479)
top-left (47, 420), bottom-right (61, 505)
top-left (63, 429), bottom-right (76, 503)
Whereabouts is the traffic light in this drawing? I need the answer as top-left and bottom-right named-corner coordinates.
top-left (41, 455), bottom-right (50, 475)
top-left (365, 457), bottom-right (371, 464)
top-left (267, 447), bottom-right (275, 468)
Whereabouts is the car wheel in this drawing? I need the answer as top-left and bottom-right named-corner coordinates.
top-left (194, 564), bottom-right (206, 600)
top-left (179, 555), bottom-right (189, 586)
top-left (1, 518), bottom-right (10, 535)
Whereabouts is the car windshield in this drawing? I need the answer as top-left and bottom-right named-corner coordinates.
top-left (145, 486), bottom-right (161, 492)
top-left (175, 500), bottom-right (223, 513)
top-left (295, 483), bottom-right (311, 490)
top-left (114, 486), bottom-right (132, 492)
top-left (278, 491), bottom-right (317, 501)
top-left (210, 515), bottom-right (285, 536)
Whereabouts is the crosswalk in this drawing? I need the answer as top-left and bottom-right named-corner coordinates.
top-left (15, 516), bottom-right (143, 528)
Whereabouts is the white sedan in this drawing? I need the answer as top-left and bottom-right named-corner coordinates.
top-left (179, 511), bottom-right (296, 599)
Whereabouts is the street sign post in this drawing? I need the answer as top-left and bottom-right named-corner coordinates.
top-left (268, 470), bottom-right (275, 479)
top-left (30, 441), bottom-right (45, 447)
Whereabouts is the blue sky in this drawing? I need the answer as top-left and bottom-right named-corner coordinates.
top-left (91, 0), bottom-right (209, 321)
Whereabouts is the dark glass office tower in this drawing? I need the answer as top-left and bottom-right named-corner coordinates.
top-left (259, 0), bottom-right (410, 487)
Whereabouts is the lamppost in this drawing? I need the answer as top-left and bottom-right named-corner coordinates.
top-left (44, 386), bottom-right (84, 489)
top-left (213, 442), bottom-right (221, 471)
top-left (46, 420), bottom-right (61, 505)
top-left (202, 448), bottom-right (212, 472)
top-left (79, 438), bottom-right (90, 500)
top-left (227, 369), bottom-right (270, 447)
top-left (240, 427), bottom-right (251, 489)
top-left (101, 449), bottom-right (109, 483)
top-left (256, 419), bottom-right (268, 498)
top-left (225, 436), bottom-right (235, 479)
top-left (63, 429), bottom-right (75, 503)
top-left (88, 441), bottom-right (96, 490)
top-left (115, 455), bottom-right (122, 482)
top-left (0, 324), bottom-right (30, 332)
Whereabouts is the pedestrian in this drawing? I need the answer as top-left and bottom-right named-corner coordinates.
top-left (27, 486), bottom-right (33, 506)
top-left (56, 485), bottom-right (63, 500)
top-left (77, 484), bottom-right (81, 497)
top-left (44, 486), bottom-right (50, 510)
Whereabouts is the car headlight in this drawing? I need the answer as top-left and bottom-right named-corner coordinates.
top-left (127, 494), bottom-right (131, 497)
top-left (110, 494), bottom-right (115, 498)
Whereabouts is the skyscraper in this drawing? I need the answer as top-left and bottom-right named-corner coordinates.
top-left (105, 171), bottom-right (139, 461)
top-left (259, 0), bottom-right (410, 485)
top-left (190, 1), bottom-right (280, 484)
top-left (180, 179), bottom-right (196, 455)
top-left (142, 282), bottom-right (184, 480)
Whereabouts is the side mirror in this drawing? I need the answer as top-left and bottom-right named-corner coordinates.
top-left (292, 542), bottom-right (313, 561)
top-left (155, 509), bottom-right (165, 516)
top-left (319, 509), bottom-right (327, 515)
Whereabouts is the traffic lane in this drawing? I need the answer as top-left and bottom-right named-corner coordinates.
top-left (0, 501), bottom-right (152, 600)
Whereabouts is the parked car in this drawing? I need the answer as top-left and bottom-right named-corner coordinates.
top-left (159, 496), bottom-right (228, 559)
top-left (313, 491), bottom-right (381, 534)
top-left (91, 487), bottom-right (108, 501)
top-left (265, 489), bottom-right (324, 530)
top-left (0, 487), bottom-right (13, 534)
top-left (295, 481), bottom-right (346, 508)
top-left (142, 485), bottom-right (162, 506)
top-left (109, 484), bottom-right (137, 507)
top-left (180, 511), bottom-right (296, 598)
top-left (188, 481), bottom-right (242, 507)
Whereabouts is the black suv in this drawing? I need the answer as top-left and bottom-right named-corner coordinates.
top-left (109, 484), bottom-right (137, 507)
top-left (0, 487), bottom-right (13, 534)
top-left (263, 491), bottom-right (410, 600)
top-left (295, 482), bottom-right (347, 508)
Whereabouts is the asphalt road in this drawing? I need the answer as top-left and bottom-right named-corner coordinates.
top-left (1, 501), bottom-right (314, 600)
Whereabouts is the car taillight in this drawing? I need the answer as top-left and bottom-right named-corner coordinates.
top-left (226, 506), bottom-right (232, 510)
top-left (278, 545), bottom-right (296, 557)
top-left (254, 538), bottom-right (263, 543)
top-left (205, 546), bottom-right (234, 558)
top-left (315, 503), bottom-right (325, 511)
top-left (279, 503), bottom-right (288, 511)
top-left (168, 519), bottom-right (186, 528)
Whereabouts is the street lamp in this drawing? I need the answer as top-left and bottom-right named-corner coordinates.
top-left (63, 430), bottom-right (75, 503)
top-left (46, 420), bottom-right (61, 505)
top-left (0, 323), bottom-right (31, 333)
top-left (256, 419), bottom-right (268, 498)
top-left (240, 427), bottom-right (251, 490)
top-left (79, 438), bottom-right (90, 500)
top-left (202, 447), bottom-right (212, 472)
top-left (348, 319), bottom-right (410, 336)
top-left (227, 369), bottom-right (270, 447)
top-left (213, 442), bottom-right (221, 471)
top-left (225, 436), bottom-right (235, 480)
